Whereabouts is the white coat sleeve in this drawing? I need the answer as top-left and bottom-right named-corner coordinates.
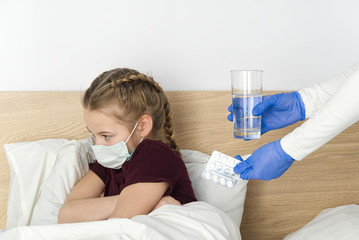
top-left (298, 61), bottom-right (359, 118)
top-left (281, 61), bottom-right (359, 160)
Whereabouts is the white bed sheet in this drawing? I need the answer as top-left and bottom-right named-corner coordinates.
top-left (0, 201), bottom-right (241, 240)
top-left (284, 204), bottom-right (359, 240)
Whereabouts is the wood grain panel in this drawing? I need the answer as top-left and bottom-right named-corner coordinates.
top-left (1, 91), bottom-right (358, 240)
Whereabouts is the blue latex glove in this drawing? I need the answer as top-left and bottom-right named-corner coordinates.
top-left (233, 140), bottom-right (295, 181)
top-left (227, 92), bottom-right (306, 135)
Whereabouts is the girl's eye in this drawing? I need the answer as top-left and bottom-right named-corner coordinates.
top-left (103, 135), bottom-right (110, 140)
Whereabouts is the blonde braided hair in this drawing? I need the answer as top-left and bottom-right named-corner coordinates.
top-left (82, 68), bottom-right (181, 156)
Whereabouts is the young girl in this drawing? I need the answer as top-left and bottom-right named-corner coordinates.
top-left (58, 68), bottom-right (197, 223)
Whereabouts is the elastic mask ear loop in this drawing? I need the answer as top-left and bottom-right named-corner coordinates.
top-left (125, 121), bottom-right (139, 144)
top-left (90, 134), bottom-right (95, 145)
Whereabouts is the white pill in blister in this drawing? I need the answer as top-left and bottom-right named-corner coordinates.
top-left (220, 155), bottom-right (228, 163)
top-left (227, 180), bottom-right (234, 188)
top-left (229, 159), bottom-right (235, 166)
top-left (204, 171), bottom-right (211, 179)
top-left (214, 152), bottom-right (221, 160)
top-left (209, 162), bottom-right (216, 169)
top-left (220, 177), bottom-right (226, 185)
top-left (213, 174), bottom-right (219, 182)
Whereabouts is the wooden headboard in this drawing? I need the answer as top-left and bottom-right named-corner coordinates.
top-left (1, 91), bottom-right (359, 239)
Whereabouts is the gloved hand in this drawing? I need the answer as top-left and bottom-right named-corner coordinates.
top-left (227, 92), bottom-right (306, 135)
top-left (233, 140), bottom-right (295, 181)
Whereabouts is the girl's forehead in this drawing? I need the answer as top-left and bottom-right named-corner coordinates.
top-left (84, 105), bottom-right (124, 120)
top-left (84, 109), bottom-right (127, 131)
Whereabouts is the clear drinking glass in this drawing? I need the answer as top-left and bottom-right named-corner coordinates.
top-left (231, 70), bottom-right (263, 140)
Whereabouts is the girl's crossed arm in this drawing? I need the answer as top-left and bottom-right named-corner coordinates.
top-left (109, 182), bottom-right (168, 219)
top-left (58, 170), bottom-right (117, 223)
top-left (58, 170), bottom-right (172, 223)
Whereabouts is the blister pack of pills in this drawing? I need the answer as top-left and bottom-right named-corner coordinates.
top-left (201, 151), bottom-right (241, 189)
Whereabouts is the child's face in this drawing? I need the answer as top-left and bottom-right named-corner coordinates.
top-left (84, 108), bottom-right (138, 151)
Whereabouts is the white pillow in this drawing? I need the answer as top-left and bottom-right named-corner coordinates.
top-left (30, 139), bottom-right (95, 225)
top-left (284, 204), bottom-right (359, 240)
top-left (5, 138), bottom-right (247, 228)
top-left (4, 139), bottom-right (69, 228)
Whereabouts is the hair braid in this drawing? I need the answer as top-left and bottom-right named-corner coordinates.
top-left (121, 73), bottom-right (181, 156)
top-left (163, 101), bottom-right (181, 157)
top-left (127, 73), bottom-right (181, 156)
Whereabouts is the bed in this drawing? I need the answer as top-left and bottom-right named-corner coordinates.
top-left (0, 91), bottom-right (359, 239)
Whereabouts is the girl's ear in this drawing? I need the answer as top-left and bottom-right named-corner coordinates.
top-left (138, 114), bottom-right (153, 138)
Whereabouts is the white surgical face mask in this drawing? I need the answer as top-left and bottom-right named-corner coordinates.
top-left (90, 121), bottom-right (139, 169)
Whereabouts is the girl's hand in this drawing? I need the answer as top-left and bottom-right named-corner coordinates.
top-left (152, 196), bottom-right (181, 211)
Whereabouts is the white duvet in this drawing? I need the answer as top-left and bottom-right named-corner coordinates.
top-left (0, 201), bottom-right (241, 240)
top-left (3, 140), bottom-right (247, 239)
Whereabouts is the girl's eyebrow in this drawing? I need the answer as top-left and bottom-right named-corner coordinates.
top-left (86, 126), bottom-right (112, 135)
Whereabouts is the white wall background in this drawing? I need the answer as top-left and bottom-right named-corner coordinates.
top-left (1, 0), bottom-right (359, 91)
